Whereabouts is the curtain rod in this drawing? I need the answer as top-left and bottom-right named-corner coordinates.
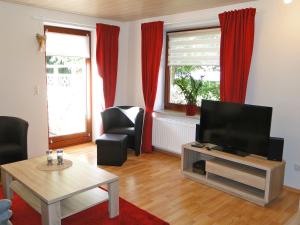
top-left (163, 9), bottom-right (259, 26)
top-left (164, 19), bottom-right (219, 26)
top-left (32, 16), bottom-right (96, 29)
top-left (33, 15), bottom-right (218, 28)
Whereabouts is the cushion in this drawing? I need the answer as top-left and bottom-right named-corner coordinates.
top-left (119, 107), bottom-right (141, 124)
top-left (0, 200), bottom-right (11, 212)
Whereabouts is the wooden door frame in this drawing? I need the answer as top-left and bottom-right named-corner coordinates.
top-left (44, 25), bottom-right (92, 149)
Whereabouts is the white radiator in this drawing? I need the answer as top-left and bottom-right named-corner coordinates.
top-left (152, 114), bottom-right (198, 154)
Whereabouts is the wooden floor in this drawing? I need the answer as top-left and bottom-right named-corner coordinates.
top-left (65, 143), bottom-right (299, 225)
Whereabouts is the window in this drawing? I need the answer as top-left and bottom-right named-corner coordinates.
top-left (45, 26), bottom-right (92, 149)
top-left (165, 27), bottom-right (221, 112)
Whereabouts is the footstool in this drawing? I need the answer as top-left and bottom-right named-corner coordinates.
top-left (96, 134), bottom-right (128, 166)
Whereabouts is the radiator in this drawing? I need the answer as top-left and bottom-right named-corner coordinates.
top-left (152, 114), bottom-right (198, 154)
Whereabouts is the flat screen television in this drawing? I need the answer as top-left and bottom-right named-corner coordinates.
top-left (198, 100), bottom-right (273, 157)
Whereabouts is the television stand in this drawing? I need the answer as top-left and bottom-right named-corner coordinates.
top-left (182, 142), bottom-right (285, 206)
top-left (212, 145), bottom-right (250, 157)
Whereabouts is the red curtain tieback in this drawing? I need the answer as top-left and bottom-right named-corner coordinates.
top-left (145, 107), bottom-right (153, 113)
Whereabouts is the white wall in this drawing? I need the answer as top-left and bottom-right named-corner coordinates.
top-left (1, 0), bottom-right (300, 189)
top-left (0, 1), bottom-right (129, 157)
top-left (246, 0), bottom-right (300, 189)
top-left (126, 0), bottom-right (300, 189)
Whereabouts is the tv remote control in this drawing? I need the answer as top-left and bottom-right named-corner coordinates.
top-left (191, 143), bottom-right (205, 148)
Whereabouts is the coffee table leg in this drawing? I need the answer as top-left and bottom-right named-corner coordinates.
top-left (108, 180), bottom-right (119, 218)
top-left (41, 201), bottom-right (61, 225)
top-left (1, 169), bottom-right (13, 200)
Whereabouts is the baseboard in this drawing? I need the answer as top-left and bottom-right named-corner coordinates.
top-left (153, 147), bottom-right (181, 158)
top-left (284, 185), bottom-right (300, 194)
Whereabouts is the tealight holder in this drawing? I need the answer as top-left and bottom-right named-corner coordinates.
top-left (56, 149), bottom-right (64, 165)
top-left (46, 150), bottom-right (53, 166)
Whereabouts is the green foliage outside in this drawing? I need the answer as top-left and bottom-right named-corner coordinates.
top-left (46, 68), bottom-right (54, 74)
top-left (46, 56), bottom-right (84, 65)
top-left (46, 56), bottom-right (84, 75)
top-left (58, 67), bottom-right (72, 74)
top-left (175, 65), bottom-right (198, 77)
top-left (172, 65), bottom-right (220, 105)
top-left (199, 81), bottom-right (220, 100)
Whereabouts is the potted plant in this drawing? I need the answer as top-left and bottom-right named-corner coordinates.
top-left (173, 72), bottom-right (203, 116)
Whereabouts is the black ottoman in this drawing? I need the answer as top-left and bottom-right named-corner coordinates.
top-left (96, 134), bottom-right (128, 166)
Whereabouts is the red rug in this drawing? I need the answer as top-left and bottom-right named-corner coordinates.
top-left (0, 187), bottom-right (169, 225)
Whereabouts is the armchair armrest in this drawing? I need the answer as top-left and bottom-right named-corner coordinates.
top-left (134, 109), bottom-right (145, 155)
top-left (101, 109), bottom-right (114, 132)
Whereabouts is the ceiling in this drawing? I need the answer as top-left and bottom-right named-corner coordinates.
top-left (4, 0), bottom-right (253, 21)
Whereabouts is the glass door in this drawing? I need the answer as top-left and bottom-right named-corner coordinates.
top-left (45, 26), bottom-right (92, 149)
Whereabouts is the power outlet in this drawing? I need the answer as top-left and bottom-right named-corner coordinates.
top-left (294, 164), bottom-right (300, 172)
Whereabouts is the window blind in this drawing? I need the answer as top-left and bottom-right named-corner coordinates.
top-left (46, 32), bottom-right (90, 58)
top-left (168, 28), bottom-right (221, 66)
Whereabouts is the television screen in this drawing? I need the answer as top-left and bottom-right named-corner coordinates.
top-left (199, 100), bottom-right (273, 157)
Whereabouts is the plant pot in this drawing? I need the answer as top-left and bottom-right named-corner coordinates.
top-left (186, 104), bottom-right (198, 116)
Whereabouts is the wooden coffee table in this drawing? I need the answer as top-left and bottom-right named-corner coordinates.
top-left (1, 155), bottom-right (119, 225)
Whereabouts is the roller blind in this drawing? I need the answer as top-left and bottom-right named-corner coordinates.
top-left (46, 32), bottom-right (90, 58)
top-left (168, 28), bottom-right (220, 66)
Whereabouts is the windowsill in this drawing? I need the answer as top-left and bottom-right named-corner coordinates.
top-left (154, 109), bottom-right (200, 121)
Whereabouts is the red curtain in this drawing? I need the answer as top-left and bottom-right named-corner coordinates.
top-left (219, 8), bottom-right (256, 103)
top-left (96, 23), bottom-right (120, 108)
top-left (141, 21), bottom-right (164, 153)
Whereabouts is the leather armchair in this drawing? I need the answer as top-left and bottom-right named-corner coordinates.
top-left (101, 106), bottom-right (144, 156)
top-left (0, 116), bottom-right (28, 165)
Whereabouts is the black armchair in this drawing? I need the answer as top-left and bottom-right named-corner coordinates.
top-left (0, 116), bottom-right (29, 165)
top-left (101, 106), bottom-right (144, 156)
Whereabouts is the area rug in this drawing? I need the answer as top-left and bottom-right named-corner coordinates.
top-left (0, 187), bottom-right (169, 225)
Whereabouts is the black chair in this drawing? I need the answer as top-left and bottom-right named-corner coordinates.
top-left (101, 106), bottom-right (144, 156)
top-left (0, 116), bottom-right (29, 165)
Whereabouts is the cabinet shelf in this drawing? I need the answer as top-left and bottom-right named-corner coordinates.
top-left (207, 173), bottom-right (265, 204)
top-left (206, 158), bottom-right (266, 190)
top-left (181, 143), bottom-right (285, 206)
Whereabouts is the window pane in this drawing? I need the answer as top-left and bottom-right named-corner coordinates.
top-left (167, 28), bottom-right (221, 106)
top-left (46, 32), bottom-right (90, 58)
top-left (169, 65), bottom-right (220, 106)
top-left (46, 56), bottom-right (87, 137)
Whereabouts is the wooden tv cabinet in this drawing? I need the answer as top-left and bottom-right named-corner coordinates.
top-left (181, 143), bottom-right (285, 206)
